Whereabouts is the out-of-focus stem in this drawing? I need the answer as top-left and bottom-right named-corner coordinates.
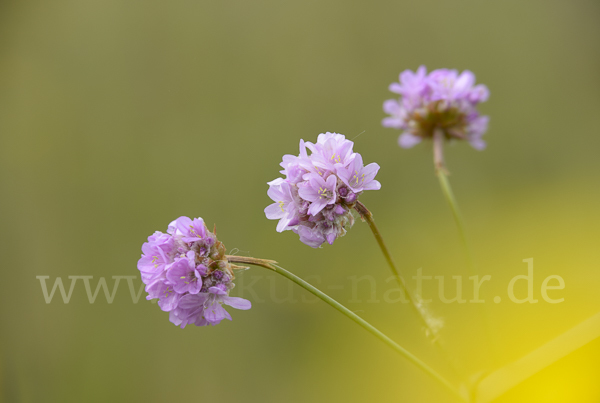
top-left (433, 129), bottom-right (497, 365)
top-left (226, 255), bottom-right (467, 402)
top-left (433, 129), bottom-right (447, 174)
top-left (435, 169), bottom-right (474, 277)
top-left (433, 129), bottom-right (473, 275)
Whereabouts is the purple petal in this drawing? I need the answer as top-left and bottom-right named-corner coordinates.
top-left (222, 296), bottom-right (252, 310)
top-left (307, 200), bottom-right (328, 216)
top-left (178, 294), bottom-right (207, 309)
top-left (326, 232), bottom-right (336, 245)
top-left (265, 203), bottom-right (285, 220)
top-left (383, 99), bottom-right (400, 114)
top-left (382, 117), bottom-right (403, 129)
top-left (469, 138), bottom-right (487, 150)
top-left (398, 133), bottom-right (422, 148)
top-left (388, 83), bottom-right (403, 94)
top-left (204, 303), bottom-right (228, 323)
top-left (363, 179), bottom-right (381, 191)
top-left (208, 286), bottom-right (228, 296)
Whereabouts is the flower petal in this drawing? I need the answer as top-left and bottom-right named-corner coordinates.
top-left (398, 133), bottom-right (422, 148)
top-left (223, 296), bottom-right (252, 310)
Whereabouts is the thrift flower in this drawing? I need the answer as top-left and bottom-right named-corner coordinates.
top-left (264, 178), bottom-right (298, 231)
top-left (137, 216), bottom-right (251, 328)
top-left (298, 173), bottom-right (338, 216)
top-left (382, 66), bottom-right (489, 151)
top-left (265, 132), bottom-right (381, 248)
top-left (337, 154), bottom-right (381, 193)
top-left (165, 251), bottom-right (207, 294)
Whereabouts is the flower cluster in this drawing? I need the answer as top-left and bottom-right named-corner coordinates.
top-left (382, 66), bottom-right (490, 150)
top-left (137, 216), bottom-right (251, 328)
top-left (265, 132), bottom-right (381, 248)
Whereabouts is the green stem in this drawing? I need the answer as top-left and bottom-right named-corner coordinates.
top-left (226, 255), bottom-right (467, 402)
top-left (353, 201), bottom-right (439, 339)
top-left (433, 129), bottom-right (497, 367)
top-left (433, 129), bottom-right (473, 276)
top-left (435, 170), bottom-right (475, 276)
top-left (353, 201), bottom-right (467, 380)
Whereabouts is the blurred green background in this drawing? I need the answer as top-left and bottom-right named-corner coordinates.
top-left (1, 0), bottom-right (599, 402)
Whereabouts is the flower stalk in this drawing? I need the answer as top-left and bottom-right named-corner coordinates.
top-left (433, 129), bottom-right (473, 274)
top-left (353, 200), bottom-right (441, 339)
top-left (226, 255), bottom-right (467, 402)
top-left (353, 200), bottom-right (471, 381)
top-left (433, 129), bottom-right (497, 364)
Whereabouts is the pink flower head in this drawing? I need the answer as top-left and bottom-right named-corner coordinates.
top-left (265, 133), bottom-right (380, 248)
top-left (137, 216), bottom-right (251, 328)
top-left (383, 66), bottom-right (490, 150)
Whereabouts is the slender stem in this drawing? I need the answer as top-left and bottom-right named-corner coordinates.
top-left (226, 255), bottom-right (467, 402)
top-left (354, 201), bottom-right (469, 381)
top-left (433, 129), bottom-right (497, 366)
top-left (435, 170), bottom-right (474, 276)
top-left (433, 130), bottom-right (447, 174)
top-left (353, 201), bottom-right (438, 339)
top-left (433, 129), bottom-right (473, 275)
